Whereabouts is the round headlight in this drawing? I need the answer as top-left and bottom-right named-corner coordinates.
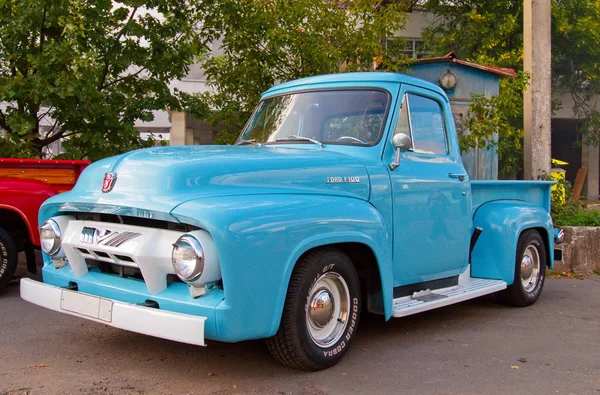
top-left (171, 235), bottom-right (204, 282)
top-left (39, 220), bottom-right (62, 256)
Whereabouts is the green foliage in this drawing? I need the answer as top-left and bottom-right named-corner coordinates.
top-left (0, 0), bottom-right (206, 159)
top-left (421, 1), bottom-right (526, 177)
top-left (551, 178), bottom-right (600, 227)
top-left (189, 0), bottom-right (411, 143)
top-left (553, 204), bottom-right (600, 227)
top-left (184, 91), bottom-right (249, 145)
top-left (422, 0), bottom-right (600, 154)
top-left (553, 1), bottom-right (600, 146)
top-left (459, 73), bottom-right (529, 178)
top-left (422, 0), bottom-right (524, 68)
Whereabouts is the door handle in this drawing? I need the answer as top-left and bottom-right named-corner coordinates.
top-left (449, 173), bottom-right (467, 182)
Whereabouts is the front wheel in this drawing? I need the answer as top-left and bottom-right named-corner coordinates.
top-left (266, 248), bottom-right (361, 371)
top-left (495, 229), bottom-right (547, 307)
top-left (0, 228), bottom-right (19, 290)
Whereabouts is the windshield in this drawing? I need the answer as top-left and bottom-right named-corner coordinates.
top-left (237, 89), bottom-right (390, 146)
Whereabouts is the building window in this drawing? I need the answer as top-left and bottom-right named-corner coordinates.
top-left (387, 38), bottom-right (431, 59)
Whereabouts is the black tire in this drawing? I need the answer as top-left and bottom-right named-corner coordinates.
top-left (0, 228), bottom-right (19, 289)
top-left (266, 248), bottom-right (361, 371)
top-left (495, 229), bottom-right (547, 307)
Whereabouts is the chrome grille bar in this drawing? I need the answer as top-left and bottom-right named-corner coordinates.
top-left (102, 231), bottom-right (141, 247)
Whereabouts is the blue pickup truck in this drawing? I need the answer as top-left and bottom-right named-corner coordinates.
top-left (21, 72), bottom-right (564, 371)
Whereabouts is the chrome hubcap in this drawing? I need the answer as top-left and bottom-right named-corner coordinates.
top-left (521, 245), bottom-right (540, 292)
top-left (309, 289), bottom-right (334, 327)
top-left (306, 272), bottom-right (350, 348)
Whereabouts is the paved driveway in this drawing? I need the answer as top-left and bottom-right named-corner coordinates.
top-left (1, 274), bottom-right (599, 394)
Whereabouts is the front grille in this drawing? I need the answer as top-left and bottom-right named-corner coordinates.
top-left (114, 254), bottom-right (134, 263)
top-left (71, 212), bottom-right (199, 232)
top-left (62, 218), bottom-right (190, 294)
top-left (86, 258), bottom-right (144, 280)
top-left (75, 247), bottom-right (136, 266)
top-left (85, 260), bottom-right (184, 285)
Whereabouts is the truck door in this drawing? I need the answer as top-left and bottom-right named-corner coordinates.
top-left (385, 86), bottom-right (472, 289)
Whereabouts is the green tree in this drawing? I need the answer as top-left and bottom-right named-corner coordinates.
top-left (189, 0), bottom-right (411, 143)
top-left (421, 0), bottom-right (526, 178)
top-left (421, 0), bottom-right (600, 176)
top-left (553, 0), bottom-right (600, 145)
top-left (0, 0), bottom-right (205, 160)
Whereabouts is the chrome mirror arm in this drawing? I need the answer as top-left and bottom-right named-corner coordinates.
top-left (390, 147), bottom-right (401, 170)
top-left (389, 133), bottom-right (412, 171)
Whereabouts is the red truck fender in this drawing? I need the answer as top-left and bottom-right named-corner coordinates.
top-left (0, 178), bottom-right (59, 247)
top-left (0, 159), bottom-right (89, 288)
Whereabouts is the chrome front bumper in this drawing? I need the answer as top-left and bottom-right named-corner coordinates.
top-left (20, 278), bottom-right (207, 346)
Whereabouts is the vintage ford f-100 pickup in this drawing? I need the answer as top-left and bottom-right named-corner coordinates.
top-left (21, 72), bottom-right (564, 370)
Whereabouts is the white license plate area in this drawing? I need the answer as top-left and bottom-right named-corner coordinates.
top-left (60, 290), bottom-right (113, 322)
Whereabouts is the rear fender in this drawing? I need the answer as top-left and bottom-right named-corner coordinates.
top-left (471, 200), bottom-right (553, 285)
top-left (172, 194), bottom-right (393, 342)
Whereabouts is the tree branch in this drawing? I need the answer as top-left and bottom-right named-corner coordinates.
top-left (258, 42), bottom-right (299, 76)
top-left (0, 109), bottom-right (13, 133)
top-left (37, 106), bottom-right (54, 122)
top-left (104, 67), bottom-right (147, 89)
top-left (39, 0), bottom-right (49, 55)
top-left (38, 124), bottom-right (66, 146)
top-left (98, 6), bottom-right (140, 91)
top-left (45, 118), bottom-right (62, 137)
top-left (60, 130), bottom-right (80, 139)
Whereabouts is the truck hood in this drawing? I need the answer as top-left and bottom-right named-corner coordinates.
top-left (55, 145), bottom-right (370, 219)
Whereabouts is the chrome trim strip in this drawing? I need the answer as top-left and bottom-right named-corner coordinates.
top-left (102, 231), bottom-right (141, 247)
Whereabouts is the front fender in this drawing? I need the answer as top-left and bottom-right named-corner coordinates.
top-left (171, 194), bottom-right (392, 342)
top-left (0, 178), bottom-right (59, 246)
top-left (471, 200), bottom-right (554, 285)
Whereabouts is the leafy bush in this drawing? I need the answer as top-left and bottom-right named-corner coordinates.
top-left (551, 178), bottom-right (600, 226)
top-left (553, 209), bottom-right (600, 227)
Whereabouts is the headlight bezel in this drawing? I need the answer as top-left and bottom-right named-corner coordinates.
top-left (39, 219), bottom-right (62, 256)
top-left (171, 234), bottom-right (205, 282)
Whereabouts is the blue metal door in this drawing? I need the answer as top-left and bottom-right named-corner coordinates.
top-left (385, 85), bottom-right (472, 287)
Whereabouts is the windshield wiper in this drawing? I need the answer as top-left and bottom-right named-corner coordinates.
top-left (235, 139), bottom-right (261, 146)
top-left (275, 135), bottom-right (323, 148)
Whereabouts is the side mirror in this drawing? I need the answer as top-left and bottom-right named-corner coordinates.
top-left (390, 133), bottom-right (412, 170)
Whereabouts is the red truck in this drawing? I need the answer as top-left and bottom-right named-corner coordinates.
top-left (0, 158), bottom-right (89, 289)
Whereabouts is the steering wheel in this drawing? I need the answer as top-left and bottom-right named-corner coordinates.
top-left (335, 136), bottom-right (368, 145)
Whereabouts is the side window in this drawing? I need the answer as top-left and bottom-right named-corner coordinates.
top-left (393, 94), bottom-right (411, 138)
top-left (407, 94), bottom-right (448, 155)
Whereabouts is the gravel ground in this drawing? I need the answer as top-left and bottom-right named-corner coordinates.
top-left (1, 266), bottom-right (599, 395)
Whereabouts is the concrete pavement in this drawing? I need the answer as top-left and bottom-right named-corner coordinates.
top-left (1, 274), bottom-right (599, 394)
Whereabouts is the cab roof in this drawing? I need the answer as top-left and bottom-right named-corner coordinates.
top-left (262, 72), bottom-right (448, 100)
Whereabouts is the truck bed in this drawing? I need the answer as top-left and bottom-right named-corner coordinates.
top-left (471, 180), bottom-right (555, 214)
top-left (0, 158), bottom-right (89, 193)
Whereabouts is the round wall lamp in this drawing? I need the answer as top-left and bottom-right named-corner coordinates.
top-left (439, 69), bottom-right (457, 90)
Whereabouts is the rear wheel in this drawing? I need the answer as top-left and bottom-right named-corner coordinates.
top-left (266, 248), bottom-right (361, 371)
top-left (495, 229), bottom-right (546, 307)
top-left (0, 228), bottom-right (19, 289)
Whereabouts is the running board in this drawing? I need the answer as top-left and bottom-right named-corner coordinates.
top-left (392, 278), bottom-right (507, 318)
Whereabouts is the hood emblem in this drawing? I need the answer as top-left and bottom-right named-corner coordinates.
top-left (102, 172), bottom-right (117, 193)
top-left (326, 176), bottom-right (361, 183)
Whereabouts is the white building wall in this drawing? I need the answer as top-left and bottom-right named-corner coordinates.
top-left (396, 11), bottom-right (437, 38)
top-left (552, 90), bottom-right (599, 119)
